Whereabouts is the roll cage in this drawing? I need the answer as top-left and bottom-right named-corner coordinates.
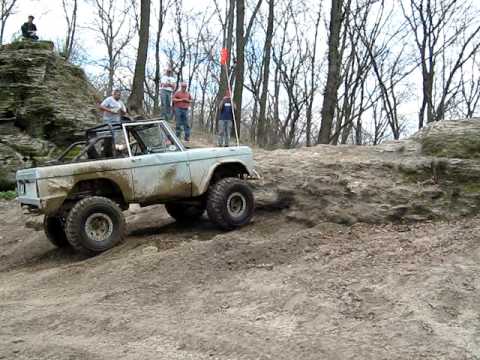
top-left (50, 119), bottom-right (183, 165)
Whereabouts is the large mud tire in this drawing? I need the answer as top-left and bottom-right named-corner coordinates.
top-left (207, 178), bottom-right (254, 230)
top-left (65, 196), bottom-right (126, 256)
top-left (43, 216), bottom-right (70, 248)
top-left (165, 202), bottom-right (205, 222)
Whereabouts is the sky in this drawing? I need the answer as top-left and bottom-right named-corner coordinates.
top-left (3, 0), bottom-right (440, 139)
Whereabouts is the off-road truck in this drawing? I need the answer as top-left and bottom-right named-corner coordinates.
top-left (16, 120), bottom-right (258, 255)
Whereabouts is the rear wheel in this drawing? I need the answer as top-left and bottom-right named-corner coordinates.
top-left (165, 202), bottom-right (206, 222)
top-left (43, 215), bottom-right (70, 248)
top-left (65, 196), bottom-right (126, 256)
top-left (207, 178), bottom-right (255, 230)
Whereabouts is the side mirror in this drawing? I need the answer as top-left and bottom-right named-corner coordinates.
top-left (168, 145), bottom-right (177, 152)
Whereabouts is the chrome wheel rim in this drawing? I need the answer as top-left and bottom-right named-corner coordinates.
top-left (227, 192), bottom-right (247, 218)
top-left (85, 213), bottom-right (113, 242)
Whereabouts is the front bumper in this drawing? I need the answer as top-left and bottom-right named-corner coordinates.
top-left (17, 196), bottom-right (42, 207)
top-left (18, 197), bottom-right (43, 215)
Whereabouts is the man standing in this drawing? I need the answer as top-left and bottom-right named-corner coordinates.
top-left (99, 89), bottom-right (127, 124)
top-left (160, 68), bottom-right (176, 121)
top-left (218, 93), bottom-right (235, 147)
top-left (21, 15), bottom-right (39, 41)
top-left (172, 82), bottom-right (192, 142)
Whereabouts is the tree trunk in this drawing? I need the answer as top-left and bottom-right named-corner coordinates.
top-left (305, 6), bottom-right (322, 147)
top-left (63, 0), bottom-right (78, 61)
top-left (215, 0), bottom-right (235, 133)
top-left (257, 0), bottom-right (274, 147)
top-left (0, 21), bottom-right (5, 45)
top-left (318, 0), bottom-right (343, 144)
top-left (107, 58), bottom-right (115, 96)
top-left (0, 0), bottom-right (17, 45)
top-left (232, 0), bottom-right (245, 138)
top-left (153, 0), bottom-right (164, 115)
top-left (128, 0), bottom-right (151, 114)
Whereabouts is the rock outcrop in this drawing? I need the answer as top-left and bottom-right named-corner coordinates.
top-left (256, 119), bottom-right (480, 225)
top-left (0, 41), bottom-right (100, 189)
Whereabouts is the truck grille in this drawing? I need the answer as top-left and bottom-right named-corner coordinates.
top-left (17, 180), bottom-right (37, 197)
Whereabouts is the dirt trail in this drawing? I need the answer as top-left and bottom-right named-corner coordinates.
top-left (1, 199), bottom-right (479, 359)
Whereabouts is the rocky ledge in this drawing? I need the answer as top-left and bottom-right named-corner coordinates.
top-left (0, 41), bottom-right (100, 189)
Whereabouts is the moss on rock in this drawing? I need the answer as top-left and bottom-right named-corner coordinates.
top-left (417, 120), bottom-right (480, 159)
top-left (0, 40), bottom-right (54, 51)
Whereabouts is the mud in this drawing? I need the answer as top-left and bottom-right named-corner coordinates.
top-left (0, 199), bottom-right (479, 359)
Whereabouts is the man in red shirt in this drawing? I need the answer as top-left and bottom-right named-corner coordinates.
top-left (172, 82), bottom-right (192, 141)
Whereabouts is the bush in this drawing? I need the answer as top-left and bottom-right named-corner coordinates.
top-left (0, 191), bottom-right (16, 201)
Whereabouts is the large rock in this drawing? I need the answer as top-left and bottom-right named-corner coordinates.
top-left (256, 119), bottom-right (480, 225)
top-left (0, 41), bottom-right (101, 189)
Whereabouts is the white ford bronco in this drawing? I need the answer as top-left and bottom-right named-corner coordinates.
top-left (16, 120), bottom-right (258, 255)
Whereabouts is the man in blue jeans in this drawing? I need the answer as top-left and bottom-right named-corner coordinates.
top-left (160, 68), bottom-right (176, 122)
top-left (172, 82), bottom-right (192, 141)
top-left (218, 93), bottom-right (235, 147)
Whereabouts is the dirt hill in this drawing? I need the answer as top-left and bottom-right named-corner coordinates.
top-left (1, 120), bottom-right (480, 359)
top-left (0, 41), bottom-right (100, 190)
top-left (256, 119), bottom-right (480, 225)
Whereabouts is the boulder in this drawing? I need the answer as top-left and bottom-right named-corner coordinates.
top-left (415, 119), bottom-right (480, 159)
top-left (0, 41), bottom-right (101, 189)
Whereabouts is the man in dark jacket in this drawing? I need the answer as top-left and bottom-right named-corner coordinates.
top-left (217, 93), bottom-right (236, 147)
top-left (21, 16), bottom-right (38, 41)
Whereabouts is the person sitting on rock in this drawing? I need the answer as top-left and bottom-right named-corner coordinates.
top-left (99, 89), bottom-right (127, 124)
top-left (21, 15), bottom-right (39, 41)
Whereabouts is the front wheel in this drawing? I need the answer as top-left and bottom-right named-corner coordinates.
top-left (207, 178), bottom-right (255, 230)
top-left (65, 196), bottom-right (126, 256)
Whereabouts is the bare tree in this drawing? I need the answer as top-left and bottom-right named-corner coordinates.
top-left (61, 0), bottom-right (78, 60)
top-left (318, 0), bottom-right (346, 144)
top-left (244, 38), bottom-right (264, 142)
top-left (256, 0), bottom-right (274, 147)
top-left (232, 0), bottom-right (263, 138)
top-left (401, 0), bottom-right (480, 128)
top-left (273, 6), bottom-right (310, 148)
top-left (304, 4), bottom-right (322, 147)
top-left (269, 0), bottom-right (291, 147)
top-left (355, 1), bottom-right (411, 140)
top-left (0, 0), bottom-right (17, 45)
top-left (367, 99), bottom-right (390, 145)
top-left (91, 0), bottom-right (134, 95)
top-left (212, 0), bottom-right (235, 132)
top-left (172, 0), bottom-right (186, 84)
top-left (128, 0), bottom-right (151, 114)
top-left (152, 0), bottom-right (170, 114)
top-left (457, 55), bottom-right (480, 118)
top-left (328, 0), bottom-right (374, 145)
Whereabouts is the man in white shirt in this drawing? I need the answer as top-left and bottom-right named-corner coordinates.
top-left (160, 68), bottom-right (176, 122)
top-left (99, 89), bottom-right (127, 124)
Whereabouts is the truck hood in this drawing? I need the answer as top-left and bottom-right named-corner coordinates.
top-left (186, 146), bottom-right (252, 161)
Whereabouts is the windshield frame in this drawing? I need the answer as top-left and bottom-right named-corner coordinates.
top-left (122, 120), bottom-right (185, 157)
